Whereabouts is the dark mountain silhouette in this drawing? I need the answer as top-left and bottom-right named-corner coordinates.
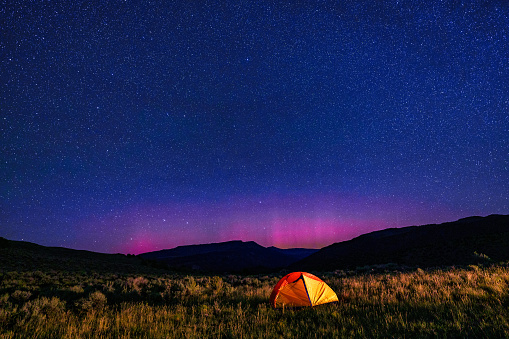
top-left (139, 240), bottom-right (318, 273)
top-left (267, 247), bottom-right (319, 261)
top-left (291, 214), bottom-right (509, 271)
top-left (2, 214), bottom-right (508, 274)
top-left (0, 237), bottom-right (162, 274)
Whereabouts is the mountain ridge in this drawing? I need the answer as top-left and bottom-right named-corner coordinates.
top-left (139, 240), bottom-right (318, 273)
top-left (2, 214), bottom-right (508, 274)
top-left (0, 237), bottom-right (161, 273)
top-left (291, 214), bottom-right (509, 271)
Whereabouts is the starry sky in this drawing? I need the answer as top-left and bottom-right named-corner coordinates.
top-left (2, 0), bottom-right (508, 254)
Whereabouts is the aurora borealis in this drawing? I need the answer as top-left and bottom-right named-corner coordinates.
top-left (2, 1), bottom-right (508, 254)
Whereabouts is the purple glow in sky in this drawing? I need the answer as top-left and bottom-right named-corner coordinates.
top-left (2, 1), bottom-right (508, 254)
top-left (73, 193), bottom-right (463, 254)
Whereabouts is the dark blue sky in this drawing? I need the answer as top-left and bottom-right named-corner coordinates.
top-left (2, 0), bottom-right (508, 253)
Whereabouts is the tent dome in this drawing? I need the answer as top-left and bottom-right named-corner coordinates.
top-left (269, 272), bottom-right (338, 308)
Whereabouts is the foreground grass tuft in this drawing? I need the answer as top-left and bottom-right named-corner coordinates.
top-left (1, 265), bottom-right (509, 338)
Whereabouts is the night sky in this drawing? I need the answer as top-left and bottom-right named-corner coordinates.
top-left (2, 1), bottom-right (508, 254)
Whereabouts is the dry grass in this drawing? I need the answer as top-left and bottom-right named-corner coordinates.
top-left (1, 265), bottom-right (509, 338)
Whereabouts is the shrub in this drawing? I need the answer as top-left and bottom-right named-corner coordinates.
top-left (75, 291), bottom-right (107, 313)
top-left (21, 296), bottom-right (65, 320)
top-left (474, 251), bottom-right (492, 262)
top-left (210, 276), bottom-right (224, 294)
top-left (103, 280), bottom-right (115, 293)
top-left (69, 285), bottom-right (85, 294)
top-left (11, 290), bottom-right (32, 302)
top-left (0, 293), bottom-right (10, 307)
top-left (126, 276), bottom-right (149, 293)
top-left (183, 276), bottom-right (201, 296)
top-left (89, 290), bottom-right (107, 310)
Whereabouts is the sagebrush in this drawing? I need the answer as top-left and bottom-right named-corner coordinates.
top-left (1, 265), bottom-right (509, 338)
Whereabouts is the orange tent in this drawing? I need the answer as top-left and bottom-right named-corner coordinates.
top-left (270, 272), bottom-right (338, 308)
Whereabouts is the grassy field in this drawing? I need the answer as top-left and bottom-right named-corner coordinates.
top-left (1, 265), bottom-right (509, 338)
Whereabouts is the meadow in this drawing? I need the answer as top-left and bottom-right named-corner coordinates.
top-left (1, 264), bottom-right (509, 338)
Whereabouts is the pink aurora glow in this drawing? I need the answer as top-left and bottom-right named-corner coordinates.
top-left (72, 193), bottom-right (462, 254)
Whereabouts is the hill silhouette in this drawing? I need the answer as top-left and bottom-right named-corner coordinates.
top-left (0, 237), bottom-right (317, 274)
top-left (139, 240), bottom-right (318, 273)
top-left (0, 237), bottom-right (162, 274)
top-left (291, 214), bottom-right (509, 271)
top-left (2, 214), bottom-right (508, 274)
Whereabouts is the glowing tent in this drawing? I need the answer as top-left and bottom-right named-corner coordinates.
top-left (270, 272), bottom-right (338, 308)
